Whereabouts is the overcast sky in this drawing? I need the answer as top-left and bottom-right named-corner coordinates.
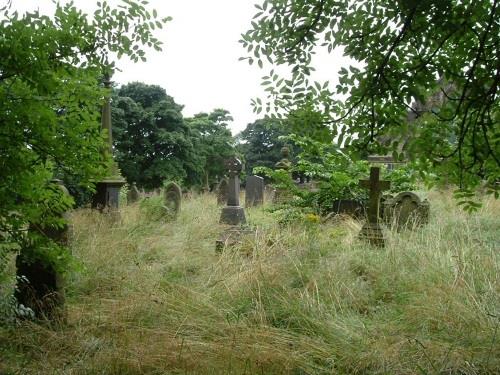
top-left (10, 0), bottom-right (348, 134)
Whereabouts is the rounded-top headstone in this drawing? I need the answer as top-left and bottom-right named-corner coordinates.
top-left (164, 182), bottom-right (182, 218)
top-left (383, 191), bottom-right (429, 230)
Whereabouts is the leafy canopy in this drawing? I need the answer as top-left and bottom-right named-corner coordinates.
top-left (113, 82), bottom-right (202, 189)
top-left (186, 109), bottom-right (235, 188)
top-left (241, 0), bottom-right (499, 202)
top-left (0, 1), bottom-right (169, 272)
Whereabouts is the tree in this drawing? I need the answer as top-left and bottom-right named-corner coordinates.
top-left (112, 82), bottom-right (202, 189)
top-left (241, 0), bottom-right (499, 202)
top-left (0, 1), bottom-right (169, 286)
top-left (236, 118), bottom-right (291, 176)
top-left (186, 109), bottom-right (235, 188)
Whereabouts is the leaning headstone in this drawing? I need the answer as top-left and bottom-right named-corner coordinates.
top-left (245, 175), bottom-right (264, 207)
top-left (164, 182), bottom-right (182, 219)
top-left (15, 179), bottom-right (70, 320)
top-left (358, 167), bottom-right (390, 247)
top-left (216, 179), bottom-right (228, 206)
top-left (383, 191), bottom-right (430, 230)
top-left (127, 183), bottom-right (140, 204)
top-left (219, 158), bottom-right (246, 225)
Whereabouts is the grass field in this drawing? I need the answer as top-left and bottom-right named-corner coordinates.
top-left (0, 191), bottom-right (499, 374)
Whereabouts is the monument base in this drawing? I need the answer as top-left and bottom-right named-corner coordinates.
top-left (359, 222), bottom-right (386, 247)
top-left (219, 206), bottom-right (246, 225)
top-left (92, 179), bottom-right (126, 211)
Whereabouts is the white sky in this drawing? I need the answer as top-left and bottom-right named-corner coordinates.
top-left (9, 0), bottom-right (349, 134)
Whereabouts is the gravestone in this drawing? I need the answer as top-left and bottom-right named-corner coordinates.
top-left (216, 179), bottom-right (228, 206)
top-left (15, 179), bottom-right (70, 320)
top-left (383, 191), bottom-right (430, 230)
top-left (219, 158), bottom-right (246, 225)
top-left (358, 167), bottom-right (390, 247)
top-left (164, 182), bottom-right (182, 219)
top-left (245, 175), bottom-right (264, 207)
top-left (127, 183), bottom-right (140, 204)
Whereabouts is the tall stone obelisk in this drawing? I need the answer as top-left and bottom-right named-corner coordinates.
top-left (91, 72), bottom-right (126, 210)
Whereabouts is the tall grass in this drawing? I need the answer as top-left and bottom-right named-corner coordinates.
top-left (0, 191), bottom-right (498, 374)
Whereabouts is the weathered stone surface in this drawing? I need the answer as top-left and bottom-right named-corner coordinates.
top-left (383, 191), bottom-right (430, 230)
top-left (245, 175), bottom-right (264, 207)
top-left (164, 182), bottom-right (182, 218)
top-left (219, 206), bottom-right (246, 225)
top-left (358, 167), bottom-right (390, 247)
top-left (91, 179), bottom-right (125, 210)
top-left (216, 179), bottom-right (228, 206)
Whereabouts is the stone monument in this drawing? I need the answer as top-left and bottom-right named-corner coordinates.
top-left (219, 157), bottom-right (246, 225)
top-left (383, 191), bottom-right (430, 230)
top-left (164, 181), bottom-right (182, 219)
top-left (245, 175), bottom-right (264, 207)
top-left (91, 71), bottom-right (126, 211)
top-left (358, 167), bottom-right (390, 247)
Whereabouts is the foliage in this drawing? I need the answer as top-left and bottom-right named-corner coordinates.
top-left (138, 196), bottom-right (173, 222)
top-left (241, 0), bottom-right (500, 202)
top-left (257, 135), bottom-right (371, 213)
top-left (185, 109), bottom-right (235, 188)
top-left (236, 118), bottom-right (292, 177)
top-left (0, 1), bottom-right (169, 293)
top-left (112, 82), bottom-right (202, 189)
top-left (384, 164), bottom-right (418, 193)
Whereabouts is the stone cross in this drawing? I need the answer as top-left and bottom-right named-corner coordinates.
top-left (225, 157), bottom-right (242, 206)
top-left (219, 157), bottom-right (246, 225)
top-left (358, 167), bottom-right (390, 246)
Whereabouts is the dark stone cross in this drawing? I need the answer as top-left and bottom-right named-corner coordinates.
top-left (219, 157), bottom-right (246, 225)
top-left (358, 167), bottom-right (390, 247)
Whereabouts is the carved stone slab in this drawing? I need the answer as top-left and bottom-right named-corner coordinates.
top-left (245, 175), bottom-right (264, 207)
top-left (383, 191), bottom-right (430, 230)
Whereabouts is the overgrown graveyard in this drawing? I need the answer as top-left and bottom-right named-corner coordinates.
top-left (1, 0), bottom-right (499, 374)
top-left (0, 189), bottom-right (498, 374)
